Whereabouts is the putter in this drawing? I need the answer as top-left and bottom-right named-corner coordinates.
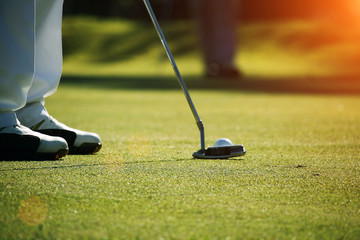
top-left (143, 0), bottom-right (246, 159)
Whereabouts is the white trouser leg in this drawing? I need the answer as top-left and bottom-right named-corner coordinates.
top-left (16, 0), bottom-right (64, 127)
top-left (0, 1), bottom-right (35, 127)
top-left (27, 0), bottom-right (64, 103)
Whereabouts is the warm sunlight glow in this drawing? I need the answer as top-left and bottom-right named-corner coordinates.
top-left (346, 0), bottom-right (360, 23)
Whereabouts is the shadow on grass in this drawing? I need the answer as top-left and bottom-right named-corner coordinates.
top-left (61, 75), bottom-right (360, 95)
top-left (0, 157), bottom-right (245, 171)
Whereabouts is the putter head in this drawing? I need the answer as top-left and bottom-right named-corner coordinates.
top-left (192, 145), bottom-right (246, 159)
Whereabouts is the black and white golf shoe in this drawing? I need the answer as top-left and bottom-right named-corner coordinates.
top-left (0, 125), bottom-right (69, 160)
top-left (30, 116), bottom-right (102, 155)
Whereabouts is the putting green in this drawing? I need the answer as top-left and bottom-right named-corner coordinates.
top-left (1, 84), bottom-right (359, 239)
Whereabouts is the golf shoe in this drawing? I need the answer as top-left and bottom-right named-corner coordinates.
top-left (29, 116), bottom-right (102, 155)
top-left (0, 125), bottom-right (69, 160)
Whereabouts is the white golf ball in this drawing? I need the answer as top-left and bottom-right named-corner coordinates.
top-left (214, 138), bottom-right (233, 147)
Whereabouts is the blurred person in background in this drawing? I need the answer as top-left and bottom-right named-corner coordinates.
top-left (0, 0), bottom-right (101, 160)
top-left (188, 0), bottom-right (241, 79)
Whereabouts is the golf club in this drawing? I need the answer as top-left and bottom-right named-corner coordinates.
top-left (143, 0), bottom-right (246, 159)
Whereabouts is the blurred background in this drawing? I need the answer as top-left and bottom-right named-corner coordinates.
top-left (63, 0), bottom-right (360, 22)
top-left (61, 0), bottom-right (360, 92)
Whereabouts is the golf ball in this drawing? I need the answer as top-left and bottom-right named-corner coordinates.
top-left (214, 138), bottom-right (233, 147)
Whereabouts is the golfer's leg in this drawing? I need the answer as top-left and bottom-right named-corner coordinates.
top-left (0, 1), bottom-right (35, 127)
top-left (0, 1), bottom-right (68, 160)
top-left (16, 0), bottom-right (101, 155)
top-left (206, 0), bottom-right (237, 67)
top-left (28, 0), bottom-right (64, 106)
top-left (16, 0), bottom-right (63, 126)
top-left (189, 0), bottom-right (240, 77)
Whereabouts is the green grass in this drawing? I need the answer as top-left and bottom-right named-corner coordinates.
top-left (1, 87), bottom-right (359, 239)
top-left (1, 17), bottom-right (360, 239)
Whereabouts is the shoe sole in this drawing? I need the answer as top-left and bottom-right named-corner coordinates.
top-left (0, 148), bottom-right (68, 161)
top-left (69, 143), bottom-right (102, 155)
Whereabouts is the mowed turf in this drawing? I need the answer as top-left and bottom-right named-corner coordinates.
top-left (1, 17), bottom-right (360, 239)
top-left (1, 85), bottom-right (359, 239)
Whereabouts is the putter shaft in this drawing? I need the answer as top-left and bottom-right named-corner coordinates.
top-left (143, 0), bottom-right (205, 150)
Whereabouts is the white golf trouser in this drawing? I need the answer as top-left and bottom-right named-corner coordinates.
top-left (0, 0), bottom-right (63, 128)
